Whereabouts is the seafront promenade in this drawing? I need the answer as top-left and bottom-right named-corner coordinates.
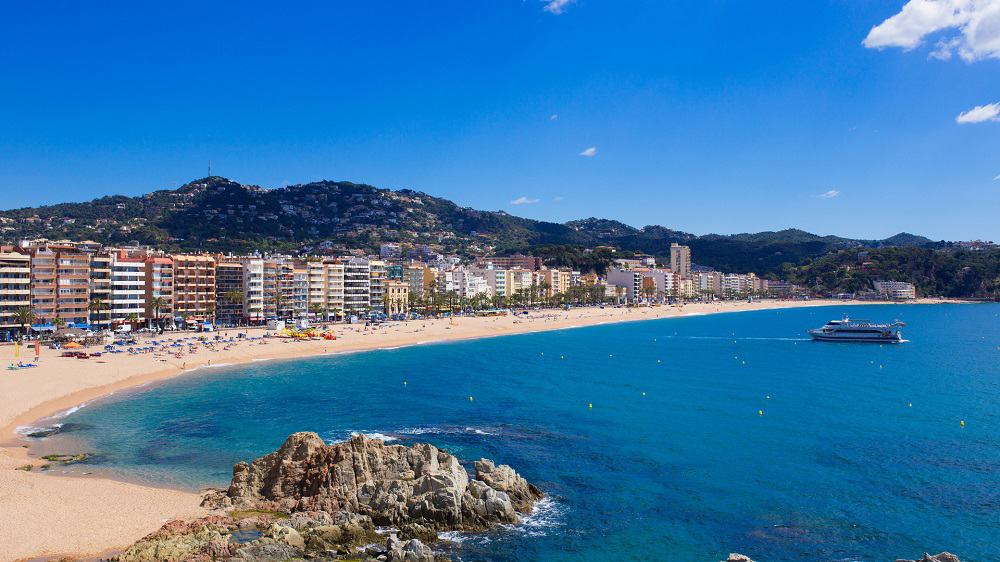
top-left (0, 298), bottom-right (952, 560)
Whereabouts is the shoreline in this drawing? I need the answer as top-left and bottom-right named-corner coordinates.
top-left (0, 298), bottom-right (965, 560)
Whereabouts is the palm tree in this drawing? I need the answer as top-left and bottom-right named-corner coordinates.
top-left (149, 297), bottom-right (167, 332)
top-left (308, 303), bottom-right (326, 323)
top-left (126, 313), bottom-right (139, 330)
top-left (52, 316), bottom-right (66, 330)
top-left (224, 290), bottom-right (244, 326)
top-left (204, 301), bottom-right (216, 324)
top-left (538, 282), bottom-right (551, 306)
top-left (12, 307), bottom-right (34, 341)
top-left (88, 298), bottom-right (110, 329)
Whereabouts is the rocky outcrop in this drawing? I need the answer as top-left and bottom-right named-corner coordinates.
top-left (722, 555), bottom-right (755, 562)
top-left (115, 516), bottom-right (238, 562)
top-left (895, 554), bottom-right (961, 562)
top-left (204, 432), bottom-right (543, 531)
top-left (119, 433), bottom-right (541, 561)
top-left (385, 535), bottom-right (435, 562)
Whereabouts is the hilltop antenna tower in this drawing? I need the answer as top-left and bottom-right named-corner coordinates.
top-left (208, 160), bottom-right (212, 177)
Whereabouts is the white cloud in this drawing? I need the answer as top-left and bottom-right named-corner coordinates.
top-left (993, 173), bottom-right (1000, 180)
top-left (549, 114), bottom-right (559, 121)
top-left (817, 190), bottom-right (841, 199)
top-left (543, 0), bottom-right (576, 15)
top-left (956, 102), bottom-right (1000, 123)
top-left (579, 146), bottom-right (597, 157)
top-left (553, 196), bottom-right (565, 201)
top-left (511, 196), bottom-right (540, 205)
top-left (863, 0), bottom-right (1000, 62)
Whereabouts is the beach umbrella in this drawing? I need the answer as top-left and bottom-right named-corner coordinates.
top-left (63, 342), bottom-right (82, 349)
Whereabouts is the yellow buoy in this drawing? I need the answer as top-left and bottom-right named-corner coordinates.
top-left (960, 420), bottom-right (965, 427)
top-left (758, 410), bottom-right (764, 416)
top-left (879, 365), bottom-right (884, 369)
top-left (468, 396), bottom-right (474, 401)
top-left (588, 403), bottom-right (593, 409)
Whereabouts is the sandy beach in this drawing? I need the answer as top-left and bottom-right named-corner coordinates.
top-left (0, 298), bottom-right (954, 561)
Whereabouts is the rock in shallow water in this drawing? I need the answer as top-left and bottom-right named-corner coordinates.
top-left (118, 433), bottom-right (542, 561)
top-left (894, 554), bottom-right (961, 562)
top-left (203, 432), bottom-right (543, 531)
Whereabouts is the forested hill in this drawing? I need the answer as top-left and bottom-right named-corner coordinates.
top-left (0, 176), bottom-right (961, 277)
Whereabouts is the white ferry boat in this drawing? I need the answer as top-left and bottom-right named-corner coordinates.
top-left (808, 316), bottom-right (905, 343)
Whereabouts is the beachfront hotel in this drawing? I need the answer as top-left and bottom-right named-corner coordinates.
top-left (0, 236), bottom-right (816, 335)
top-left (24, 240), bottom-right (94, 327)
top-left (109, 251), bottom-right (147, 326)
top-left (670, 243), bottom-right (692, 279)
top-left (172, 254), bottom-right (217, 324)
top-left (0, 249), bottom-right (30, 337)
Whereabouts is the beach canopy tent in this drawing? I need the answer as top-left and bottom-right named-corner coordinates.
top-left (31, 324), bottom-right (56, 332)
top-left (62, 341), bottom-right (83, 349)
top-left (52, 328), bottom-right (89, 342)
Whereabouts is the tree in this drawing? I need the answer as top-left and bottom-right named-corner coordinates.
top-left (12, 307), bottom-right (34, 341)
top-left (88, 298), bottom-right (110, 328)
top-left (308, 303), bottom-right (326, 323)
top-left (52, 316), bottom-right (67, 330)
top-left (149, 296), bottom-right (167, 332)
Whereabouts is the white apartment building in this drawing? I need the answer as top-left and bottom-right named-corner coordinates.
top-left (342, 257), bottom-right (371, 316)
top-left (110, 252), bottom-right (146, 324)
top-left (369, 260), bottom-right (386, 312)
top-left (304, 259), bottom-right (346, 320)
top-left (873, 281), bottom-right (916, 300)
top-left (720, 272), bottom-right (759, 297)
top-left (0, 251), bottom-right (31, 335)
top-left (475, 267), bottom-right (509, 299)
top-left (240, 258), bottom-right (265, 323)
top-left (694, 271), bottom-right (722, 298)
top-left (452, 269), bottom-right (491, 298)
top-left (606, 267), bottom-right (678, 303)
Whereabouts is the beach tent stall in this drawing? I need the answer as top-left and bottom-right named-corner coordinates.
top-left (52, 327), bottom-right (89, 343)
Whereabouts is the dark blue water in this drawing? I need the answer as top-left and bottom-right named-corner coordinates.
top-left (44, 305), bottom-right (1000, 561)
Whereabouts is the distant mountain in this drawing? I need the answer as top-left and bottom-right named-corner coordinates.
top-left (0, 176), bottom-right (950, 274)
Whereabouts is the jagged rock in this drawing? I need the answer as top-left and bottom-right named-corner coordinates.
top-left (386, 535), bottom-right (435, 562)
top-left (113, 516), bottom-right (237, 562)
top-left (231, 542), bottom-right (302, 561)
top-left (722, 555), bottom-right (755, 562)
top-left (895, 553), bottom-right (961, 562)
top-left (206, 433), bottom-right (542, 531)
top-left (399, 522), bottom-right (439, 543)
top-left (474, 459), bottom-right (542, 513)
top-left (264, 523), bottom-right (305, 549)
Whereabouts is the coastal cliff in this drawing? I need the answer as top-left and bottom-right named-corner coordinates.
top-left (115, 433), bottom-right (542, 561)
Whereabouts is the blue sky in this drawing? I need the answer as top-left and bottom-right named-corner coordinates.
top-left (0, 1), bottom-right (997, 241)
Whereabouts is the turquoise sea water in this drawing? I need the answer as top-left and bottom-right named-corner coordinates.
top-left (37, 304), bottom-right (1000, 561)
